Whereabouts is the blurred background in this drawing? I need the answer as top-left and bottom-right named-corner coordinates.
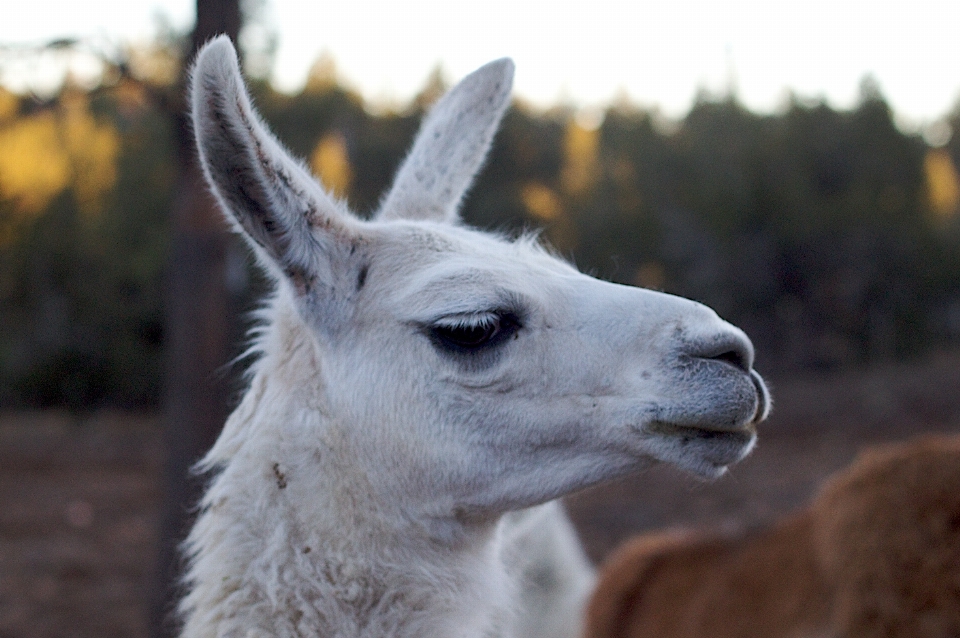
top-left (1, 0), bottom-right (960, 636)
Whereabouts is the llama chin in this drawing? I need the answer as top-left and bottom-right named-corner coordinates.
top-left (178, 36), bottom-right (769, 638)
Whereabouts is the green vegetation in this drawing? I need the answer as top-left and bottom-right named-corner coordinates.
top-left (2, 51), bottom-right (959, 409)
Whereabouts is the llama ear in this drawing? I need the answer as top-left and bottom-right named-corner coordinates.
top-left (378, 58), bottom-right (514, 223)
top-left (190, 36), bottom-right (356, 295)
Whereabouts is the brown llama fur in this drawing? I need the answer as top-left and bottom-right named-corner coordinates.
top-left (584, 434), bottom-right (960, 638)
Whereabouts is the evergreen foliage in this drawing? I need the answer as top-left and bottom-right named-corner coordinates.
top-left (2, 55), bottom-right (959, 409)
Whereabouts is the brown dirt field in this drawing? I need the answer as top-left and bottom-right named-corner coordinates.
top-left (2, 350), bottom-right (960, 637)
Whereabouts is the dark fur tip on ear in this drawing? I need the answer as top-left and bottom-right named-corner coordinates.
top-left (483, 58), bottom-right (515, 85)
top-left (191, 35), bottom-right (239, 81)
top-left (190, 38), bottom-right (240, 115)
top-left (189, 36), bottom-right (245, 137)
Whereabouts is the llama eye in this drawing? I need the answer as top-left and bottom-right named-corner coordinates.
top-left (429, 313), bottom-right (520, 353)
top-left (435, 321), bottom-right (500, 349)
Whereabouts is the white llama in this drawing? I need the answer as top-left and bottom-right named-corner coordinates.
top-left (180, 36), bottom-right (771, 638)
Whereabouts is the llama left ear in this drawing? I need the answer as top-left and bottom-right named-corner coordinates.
top-left (191, 36), bottom-right (359, 306)
top-left (378, 58), bottom-right (514, 223)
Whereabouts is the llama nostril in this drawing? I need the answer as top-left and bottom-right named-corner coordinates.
top-left (711, 348), bottom-right (749, 372)
top-left (688, 336), bottom-right (753, 373)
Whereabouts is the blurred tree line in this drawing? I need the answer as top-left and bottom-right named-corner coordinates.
top-left (2, 41), bottom-right (960, 411)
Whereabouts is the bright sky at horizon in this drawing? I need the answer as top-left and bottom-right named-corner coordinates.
top-left (2, 0), bottom-right (960, 129)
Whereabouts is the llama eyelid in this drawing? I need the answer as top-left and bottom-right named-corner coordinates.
top-left (432, 311), bottom-right (502, 328)
top-left (423, 310), bottom-right (523, 356)
top-left (429, 307), bottom-right (524, 331)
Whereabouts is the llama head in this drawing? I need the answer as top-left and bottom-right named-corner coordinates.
top-left (191, 37), bottom-right (769, 522)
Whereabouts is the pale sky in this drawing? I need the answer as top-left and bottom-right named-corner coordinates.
top-left (2, 0), bottom-right (960, 129)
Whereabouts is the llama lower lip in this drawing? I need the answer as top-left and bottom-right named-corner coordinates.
top-left (646, 421), bottom-right (756, 445)
top-left (641, 421), bottom-right (757, 472)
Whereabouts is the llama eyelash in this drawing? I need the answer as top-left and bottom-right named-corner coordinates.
top-left (431, 311), bottom-right (502, 329)
top-left (427, 310), bottom-right (522, 354)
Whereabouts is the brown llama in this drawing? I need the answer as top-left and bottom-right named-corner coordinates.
top-left (585, 434), bottom-right (960, 638)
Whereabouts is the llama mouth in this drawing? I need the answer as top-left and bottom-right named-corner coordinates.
top-left (646, 421), bottom-right (757, 447)
top-left (641, 421), bottom-right (757, 478)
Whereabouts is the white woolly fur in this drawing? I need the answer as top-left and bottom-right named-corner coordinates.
top-left (179, 36), bottom-right (769, 638)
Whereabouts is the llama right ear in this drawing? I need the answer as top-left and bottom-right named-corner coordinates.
top-left (190, 36), bottom-right (357, 295)
top-left (378, 58), bottom-right (514, 223)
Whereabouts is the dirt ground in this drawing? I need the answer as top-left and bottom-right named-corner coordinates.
top-left (2, 350), bottom-right (960, 637)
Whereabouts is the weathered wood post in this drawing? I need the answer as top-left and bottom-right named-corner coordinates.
top-left (150, 1), bottom-right (240, 634)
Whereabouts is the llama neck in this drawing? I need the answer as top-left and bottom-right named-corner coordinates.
top-left (180, 308), bottom-right (515, 637)
top-left (182, 411), bottom-right (513, 638)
